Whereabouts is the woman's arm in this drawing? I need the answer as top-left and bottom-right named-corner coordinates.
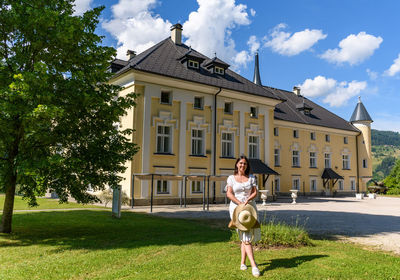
top-left (226, 186), bottom-right (242, 205)
top-left (244, 186), bottom-right (258, 205)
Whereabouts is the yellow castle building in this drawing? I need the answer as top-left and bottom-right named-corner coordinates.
top-left (109, 24), bottom-right (373, 206)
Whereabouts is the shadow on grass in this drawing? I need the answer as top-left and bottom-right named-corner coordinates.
top-left (259, 254), bottom-right (328, 275)
top-left (0, 210), bottom-right (231, 252)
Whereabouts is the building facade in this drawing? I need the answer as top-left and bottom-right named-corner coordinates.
top-left (109, 24), bottom-right (372, 205)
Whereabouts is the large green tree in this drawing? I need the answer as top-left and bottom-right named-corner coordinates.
top-left (0, 1), bottom-right (138, 233)
top-left (383, 159), bottom-right (400, 195)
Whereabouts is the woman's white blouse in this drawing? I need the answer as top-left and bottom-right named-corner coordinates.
top-left (226, 175), bottom-right (258, 203)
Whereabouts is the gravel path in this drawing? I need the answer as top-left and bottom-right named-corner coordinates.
top-left (129, 196), bottom-right (400, 255)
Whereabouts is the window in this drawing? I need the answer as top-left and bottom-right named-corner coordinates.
top-left (191, 129), bottom-right (204, 155)
top-left (191, 181), bottom-right (203, 193)
top-left (274, 127), bottom-right (279, 136)
top-left (248, 136), bottom-right (259, 159)
top-left (325, 134), bottom-right (330, 142)
top-left (292, 178), bottom-right (300, 190)
top-left (342, 154), bottom-right (350, 169)
top-left (160, 91), bottom-right (172, 104)
top-left (221, 132), bottom-right (234, 158)
top-left (156, 125), bottom-right (171, 153)
top-left (194, 96), bottom-right (203, 109)
top-left (188, 60), bottom-right (199, 69)
top-left (274, 177), bottom-right (280, 192)
top-left (292, 150), bottom-right (300, 167)
top-left (293, 129), bottom-right (299, 138)
top-left (250, 106), bottom-right (258, 118)
top-left (310, 179), bottom-right (317, 192)
top-left (344, 136), bottom-right (348, 144)
top-left (310, 132), bottom-right (316, 140)
top-left (310, 152), bottom-right (317, 168)
top-left (224, 102), bottom-right (232, 114)
top-left (215, 66), bottom-right (224, 74)
top-left (274, 148), bottom-right (280, 166)
top-left (324, 153), bottom-right (331, 168)
top-left (350, 179), bottom-right (356, 191)
top-left (157, 180), bottom-right (169, 194)
top-left (338, 179), bottom-right (344, 190)
top-left (363, 159), bottom-right (368, 168)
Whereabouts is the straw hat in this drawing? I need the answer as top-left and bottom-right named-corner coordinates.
top-left (232, 203), bottom-right (260, 231)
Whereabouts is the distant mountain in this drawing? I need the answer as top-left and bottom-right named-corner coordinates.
top-left (371, 129), bottom-right (400, 146)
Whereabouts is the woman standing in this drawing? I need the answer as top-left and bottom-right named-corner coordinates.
top-left (226, 155), bottom-right (261, 277)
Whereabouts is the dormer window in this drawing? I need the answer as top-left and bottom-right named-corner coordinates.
top-left (188, 60), bottom-right (199, 69)
top-left (215, 66), bottom-right (224, 75)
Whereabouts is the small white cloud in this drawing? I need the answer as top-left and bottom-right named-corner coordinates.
top-left (247, 35), bottom-right (260, 54)
top-left (366, 68), bottom-right (378, 80)
top-left (384, 53), bottom-right (400, 77)
top-left (264, 23), bottom-right (327, 56)
top-left (298, 75), bottom-right (367, 107)
top-left (250, 8), bottom-right (256, 16)
top-left (73, 0), bottom-right (93, 15)
top-left (321, 32), bottom-right (383, 65)
top-left (102, 0), bottom-right (171, 59)
top-left (234, 50), bottom-right (251, 66)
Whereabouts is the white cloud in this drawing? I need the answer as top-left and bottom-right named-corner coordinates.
top-left (250, 8), bottom-right (256, 16)
top-left (102, 0), bottom-right (171, 59)
top-left (298, 75), bottom-right (367, 107)
top-left (264, 23), bottom-right (327, 56)
top-left (73, 0), bottom-right (93, 15)
top-left (321, 32), bottom-right (383, 65)
top-left (183, 0), bottom-right (252, 69)
top-left (247, 35), bottom-right (260, 54)
top-left (366, 68), bottom-right (378, 80)
top-left (384, 53), bottom-right (400, 77)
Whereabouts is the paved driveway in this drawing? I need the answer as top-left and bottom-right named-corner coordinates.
top-left (129, 196), bottom-right (400, 255)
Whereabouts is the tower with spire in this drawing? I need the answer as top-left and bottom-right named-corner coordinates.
top-left (350, 96), bottom-right (373, 193)
top-left (253, 52), bottom-right (262, 86)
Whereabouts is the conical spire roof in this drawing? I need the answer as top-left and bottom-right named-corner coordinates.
top-left (350, 97), bottom-right (373, 123)
top-left (253, 52), bottom-right (262, 86)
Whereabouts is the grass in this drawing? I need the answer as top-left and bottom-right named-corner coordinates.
top-left (0, 210), bottom-right (399, 280)
top-left (0, 194), bottom-right (104, 211)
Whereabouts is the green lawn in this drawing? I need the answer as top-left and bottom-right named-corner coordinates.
top-left (0, 210), bottom-right (398, 280)
top-left (0, 194), bottom-right (104, 210)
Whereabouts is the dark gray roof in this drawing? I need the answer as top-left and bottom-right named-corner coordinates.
top-left (266, 87), bottom-right (360, 132)
top-left (113, 38), bottom-right (280, 100)
top-left (249, 159), bottom-right (279, 175)
top-left (322, 168), bottom-right (343, 179)
top-left (253, 52), bottom-right (262, 86)
top-left (350, 97), bottom-right (373, 122)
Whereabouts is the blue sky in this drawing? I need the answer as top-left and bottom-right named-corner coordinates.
top-left (75, 0), bottom-right (400, 132)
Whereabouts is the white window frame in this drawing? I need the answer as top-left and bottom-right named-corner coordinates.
top-left (250, 106), bottom-right (258, 118)
top-left (248, 135), bottom-right (259, 159)
top-left (292, 150), bottom-right (300, 167)
top-left (191, 180), bottom-right (203, 194)
top-left (338, 179), bottom-right (344, 190)
top-left (221, 132), bottom-right (234, 158)
top-left (292, 177), bottom-right (300, 190)
top-left (215, 66), bottom-right (224, 74)
top-left (156, 125), bottom-right (172, 153)
top-left (188, 60), bottom-right (199, 69)
top-left (160, 90), bottom-right (172, 104)
top-left (224, 102), bottom-right (233, 114)
top-left (324, 153), bottom-right (331, 168)
top-left (342, 154), bottom-right (350, 170)
top-left (310, 178), bottom-right (317, 192)
top-left (191, 128), bottom-right (205, 156)
top-left (350, 178), bottom-right (356, 191)
top-left (274, 148), bottom-right (280, 166)
top-left (193, 96), bottom-right (204, 110)
top-left (156, 180), bottom-right (170, 194)
top-left (309, 152), bottom-right (317, 168)
top-left (274, 176), bottom-right (280, 192)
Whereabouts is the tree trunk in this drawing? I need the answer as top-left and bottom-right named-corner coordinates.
top-left (1, 172), bottom-right (17, 233)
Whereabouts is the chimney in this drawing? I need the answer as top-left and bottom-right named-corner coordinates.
top-left (253, 52), bottom-right (262, 86)
top-left (171, 23), bottom-right (183, 45)
top-left (126, 50), bottom-right (136, 60)
top-left (293, 86), bottom-right (301, 96)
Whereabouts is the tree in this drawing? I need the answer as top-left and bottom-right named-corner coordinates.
top-left (0, 1), bottom-right (138, 233)
top-left (383, 159), bottom-right (400, 195)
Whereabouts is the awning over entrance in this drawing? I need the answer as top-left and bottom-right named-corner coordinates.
top-left (248, 159), bottom-right (279, 175)
top-left (322, 168), bottom-right (343, 180)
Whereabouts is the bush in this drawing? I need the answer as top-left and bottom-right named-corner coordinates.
top-left (231, 219), bottom-right (313, 248)
top-left (97, 189), bottom-right (130, 207)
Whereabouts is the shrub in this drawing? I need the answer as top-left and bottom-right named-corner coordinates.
top-left (97, 189), bottom-right (130, 207)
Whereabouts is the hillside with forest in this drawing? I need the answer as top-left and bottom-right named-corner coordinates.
top-left (371, 129), bottom-right (400, 182)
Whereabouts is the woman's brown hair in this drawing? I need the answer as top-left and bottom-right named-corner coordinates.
top-left (234, 155), bottom-right (250, 176)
